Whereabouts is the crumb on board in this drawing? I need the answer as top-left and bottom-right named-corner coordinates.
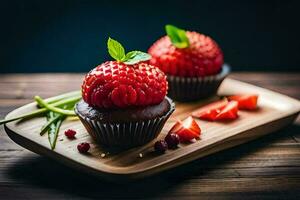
top-left (139, 153), bottom-right (143, 158)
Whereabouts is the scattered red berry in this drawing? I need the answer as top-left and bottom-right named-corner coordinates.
top-left (169, 116), bottom-right (201, 142)
top-left (81, 61), bottom-right (167, 108)
top-left (228, 94), bottom-right (258, 110)
top-left (192, 99), bottom-right (228, 121)
top-left (154, 140), bottom-right (168, 153)
top-left (64, 129), bottom-right (76, 139)
top-left (77, 142), bottom-right (90, 153)
top-left (215, 101), bottom-right (239, 120)
top-left (165, 133), bottom-right (180, 149)
top-left (148, 30), bottom-right (223, 77)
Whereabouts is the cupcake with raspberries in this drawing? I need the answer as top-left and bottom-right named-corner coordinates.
top-left (75, 38), bottom-right (175, 148)
top-left (148, 25), bottom-right (230, 101)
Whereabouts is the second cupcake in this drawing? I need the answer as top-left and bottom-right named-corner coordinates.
top-left (148, 25), bottom-right (230, 102)
top-left (75, 38), bottom-right (175, 148)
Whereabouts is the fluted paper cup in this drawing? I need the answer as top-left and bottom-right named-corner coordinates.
top-left (167, 64), bottom-right (230, 102)
top-left (75, 97), bottom-right (175, 148)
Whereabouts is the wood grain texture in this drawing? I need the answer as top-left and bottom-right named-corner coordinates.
top-left (4, 78), bottom-right (300, 180)
top-left (0, 73), bottom-right (300, 199)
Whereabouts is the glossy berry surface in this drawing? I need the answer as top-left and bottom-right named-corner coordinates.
top-left (169, 116), bottom-right (201, 142)
top-left (165, 133), bottom-right (180, 149)
top-left (82, 61), bottom-right (167, 108)
top-left (228, 94), bottom-right (258, 110)
top-left (148, 31), bottom-right (223, 77)
top-left (192, 99), bottom-right (228, 121)
top-left (64, 129), bottom-right (76, 139)
top-left (154, 140), bottom-right (168, 153)
top-left (77, 142), bottom-right (90, 153)
top-left (215, 101), bottom-right (239, 120)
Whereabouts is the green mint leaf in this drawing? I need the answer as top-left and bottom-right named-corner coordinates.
top-left (123, 51), bottom-right (151, 65)
top-left (106, 37), bottom-right (151, 65)
top-left (165, 24), bottom-right (189, 48)
top-left (107, 37), bottom-right (125, 61)
top-left (123, 51), bottom-right (139, 61)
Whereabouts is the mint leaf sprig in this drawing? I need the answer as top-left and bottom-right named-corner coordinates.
top-left (165, 24), bottom-right (190, 49)
top-left (107, 37), bottom-right (151, 65)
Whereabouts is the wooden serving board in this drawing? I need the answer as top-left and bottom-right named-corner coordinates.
top-left (4, 78), bottom-right (300, 181)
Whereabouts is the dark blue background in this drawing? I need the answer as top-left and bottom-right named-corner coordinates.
top-left (1, 0), bottom-right (299, 73)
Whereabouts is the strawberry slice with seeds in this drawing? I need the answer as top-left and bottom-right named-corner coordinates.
top-left (192, 99), bottom-right (228, 121)
top-left (228, 94), bottom-right (258, 110)
top-left (169, 116), bottom-right (201, 142)
top-left (215, 101), bottom-right (239, 120)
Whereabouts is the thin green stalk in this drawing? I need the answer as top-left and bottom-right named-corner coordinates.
top-left (0, 108), bottom-right (46, 125)
top-left (40, 104), bottom-right (70, 136)
top-left (0, 95), bottom-right (81, 125)
top-left (40, 114), bottom-right (61, 136)
top-left (43, 90), bottom-right (81, 105)
top-left (50, 118), bottom-right (63, 150)
top-left (35, 96), bottom-right (76, 116)
top-left (47, 112), bottom-right (65, 150)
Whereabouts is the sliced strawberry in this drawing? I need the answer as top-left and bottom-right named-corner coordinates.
top-left (215, 101), bottom-right (239, 120)
top-left (169, 119), bottom-right (183, 133)
top-left (228, 94), bottom-right (258, 110)
top-left (192, 99), bottom-right (228, 121)
top-left (169, 116), bottom-right (201, 142)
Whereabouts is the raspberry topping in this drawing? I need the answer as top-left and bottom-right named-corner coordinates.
top-left (82, 61), bottom-right (167, 108)
top-left (148, 30), bottom-right (224, 77)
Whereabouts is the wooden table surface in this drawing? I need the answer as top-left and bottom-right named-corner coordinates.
top-left (0, 73), bottom-right (299, 200)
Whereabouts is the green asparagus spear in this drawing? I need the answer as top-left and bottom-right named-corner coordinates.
top-left (47, 112), bottom-right (65, 150)
top-left (0, 91), bottom-right (81, 150)
top-left (0, 95), bottom-right (81, 125)
top-left (43, 90), bottom-right (81, 105)
top-left (35, 96), bottom-right (76, 116)
top-left (40, 114), bottom-right (61, 136)
top-left (40, 102), bottom-right (73, 136)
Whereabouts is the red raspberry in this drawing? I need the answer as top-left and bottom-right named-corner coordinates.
top-left (64, 129), bottom-right (76, 139)
top-left (81, 61), bottom-right (168, 108)
top-left (77, 142), bottom-right (90, 153)
top-left (148, 31), bottom-right (224, 77)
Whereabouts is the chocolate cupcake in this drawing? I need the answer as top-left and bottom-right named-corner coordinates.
top-left (167, 64), bottom-right (230, 101)
top-left (75, 38), bottom-right (175, 148)
top-left (148, 24), bottom-right (230, 102)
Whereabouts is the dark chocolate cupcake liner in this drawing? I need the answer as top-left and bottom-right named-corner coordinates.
top-left (167, 64), bottom-right (230, 102)
top-left (75, 97), bottom-right (175, 148)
